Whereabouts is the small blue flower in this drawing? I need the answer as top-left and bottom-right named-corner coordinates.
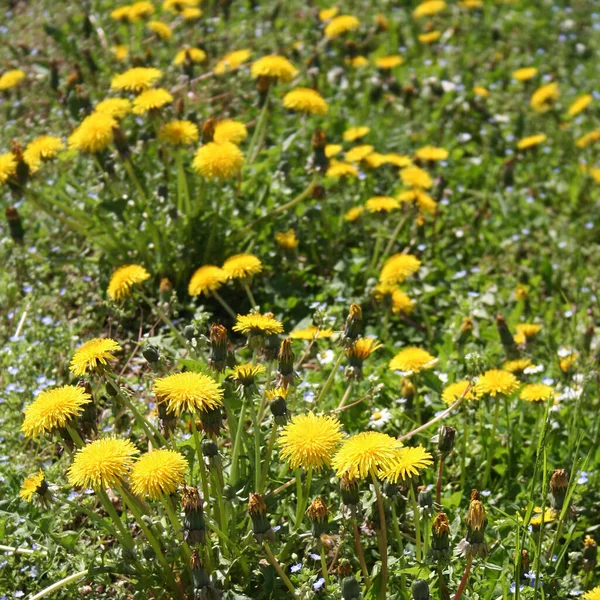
top-left (290, 563), bottom-right (302, 574)
top-left (313, 577), bottom-right (325, 591)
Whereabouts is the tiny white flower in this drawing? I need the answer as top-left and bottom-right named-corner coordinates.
top-left (368, 408), bottom-right (392, 429)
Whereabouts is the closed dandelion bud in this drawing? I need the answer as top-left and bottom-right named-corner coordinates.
top-left (383, 482), bottom-right (398, 498)
top-left (312, 128), bottom-right (329, 173)
top-left (340, 475), bottom-right (360, 508)
top-left (209, 324), bottom-right (228, 373)
top-left (83, 49), bottom-right (98, 74)
top-left (266, 387), bottom-right (290, 425)
top-left (142, 344), bottom-right (161, 364)
top-left (157, 401), bottom-right (177, 436)
top-left (458, 489), bottom-right (488, 559)
top-left (411, 579), bottom-right (430, 600)
top-left (183, 486), bottom-right (206, 545)
top-left (201, 118), bottom-right (216, 143)
top-left (248, 492), bottom-right (273, 541)
top-left (190, 549), bottom-right (210, 591)
top-left (184, 324), bottom-right (198, 340)
top-left (263, 332), bottom-right (281, 361)
top-left (430, 512), bottom-right (451, 563)
top-left (106, 379), bottom-right (119, 397)
top-left (257, 75), bottom-right (271, 106)
top-left (437, 425), bottom-right (456, 457)
top-left (80, 382), bottom-right (97, 437)
top-left (496, 313), bottom-right (518, 357)
top-left (583, 535), bottom-right (597, 572)
top-left (457, 317), bottom-right (473, 345)
top-left (419, 488), bottom-right (433, 517)
top-left (307, 497), bottom-right (329, 538)
top-left (336, 558), bottom-right (353, 579)
top-left (202, 438), bottom-right (219, 458)
top-left (549, 469), bottom-right (569, 511)
top-left (159, 277), bottom-right (172, 300)
top-left (518, 549), bottom-right (530, 577)
top-left (9, 141), bottom-right (29, 191)
top-left (376, 13), bottom-right (389, 32)
top-left (341, 575), bottom-right (362, 600)
top-left (200, 406), bottom-right (224, 437)
top-left (401, 378), bottom-right (415, 406)
top-left (50, 60), bottom-right (60, 91)
top-left (277, 338), bottom-right (296, 387)
top-left (83, 13), bottom-right (93, 37)
top-left (342, 304), bottom-right (363, 346)
top-left (5, 206), bottom-right (24, 244)
top-left (112, 125), bottom-right (130, 159)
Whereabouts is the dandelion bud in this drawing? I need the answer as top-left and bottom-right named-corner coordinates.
top-left (340, 475), bottom-right (360, 509)
top-left (401, 378), bottom-right (415, 406)
top-left (184, 324), bottom-right (198, 340)
top-left (277, 338), bottom-right (296, 387)
top-left (583, 535), bottom-right (597, 572)
top-left (429, 512), bottom-right (451, 563)
top-left (83, 49), bottom-right (98, 74)
top-left (456, 316), bottom-right (473, 345)
top-left (5, 206), bottom-right (24, 244)
top-left (375, 13), bottom-right (389, 32)
top-left (257, 75), bottom-right (271, 106)
top-left (496, 313), bottom-right (518, 357)
top-left (202, 438), bottom-right (219, 458)
top-left (437, 425), bottom-right (456, 457)
top-left (50, 59), bottom-right (60, 91)
top-left (79, 382), bottom-right (98, 438)
top-left (182, 486), bottom-right (206, 545)
top-left (419, 487), bottom-right (433, 518)
top-left (190, 549), bottom-right (210, 592)
top-left (200, 406), bottom-right (224, 438)
top-left (266, 387), bottom-right (290, 425)
top-left (342, 304), bottom-right (363, 346)
top-left (248, 492), bottom-right (273, 542)
top-left (341, 575), bottom-right (362, 600)
top-left (142, 344), bottom-right (161, 364)
top-left (312, 128), bottom-right (329, 173)
top-left (157, 401), bottom-right (177, 436)
top-left (112, 125), bottom-right (130, 159)
top-left (518, 549), bottom-right (530, 577)
top-left (263, 332), bottom-right (281, 361)
top-left (411, 579), bottom-right (430, 600)
top-left (383, 482), bottom-right (398, 498)
top-left (336, 558), bottom-right (353, 579)
top-left (549, 469), bottom-right (569, 511)
top-left (458, 489), bottom-right (488, 559)
top-left (159, 277), bottom-right (172, 301)
top-left (307, 497), bottom-right (329, 538)
top-left (201, 118), bottom-right (216, 143)
top-left (10, 141), bottom-right (29, 191)
top-left (209, 324), bottom-right (229, 373)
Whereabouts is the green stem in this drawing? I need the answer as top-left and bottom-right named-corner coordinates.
top-left (160, 495), bottom-right (192, 561)
top-left (378, 213), bottom-right (409, 270)
top-left (243, 282), bottom-right (258, 308)
top-left (190, 418), bottom-right (211, 519)
top-left (96, 488), bottom-right (136, 552)
top-left (371, 473), bottom-right (388, 600)
top-left (366, 223), bottom-right (384, 281)
top-left (248, 94), bottom-right (270, 164)
top-left (259, 424), bottom-right (278, 493)
top-left (229, 398), bottom-right (247, 486)
top-left (352, 517), bottom-right (371, 588)
top-left (248, 400), bottom-right (262, 492)
top-left (211, 290), bottom-right (237, 320)
top-left (28, 570), bottom-right (87, 600)
top-left (294, 467), bottom-right (312, 531)
top-left (409, 485), bottom-right (422, 562)
top-left (263, 541), bottom-right (296, 595)
top-left (483, 398), bottom-right (501, 488)
top-left (337, 381), bottom-right (353, 410)
top-left (257, 361), bottom-right (273, 423)
top-left (175, 148), bottom-right (191, 218)
top-left (320, 544), bottom-right (330, 585)
top-left (314, 351), bottom-right (344, 405)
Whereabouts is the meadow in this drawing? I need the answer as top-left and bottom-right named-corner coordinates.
top-left (1, 0), bottom-right (599, 598)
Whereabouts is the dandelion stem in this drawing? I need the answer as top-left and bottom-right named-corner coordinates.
top-left (352, 517), bottom-right (371, 588)
top-left (248, 93), bottom-right (270, 164)
top-left (211, 290), bottom-right (237, 320)
top-left (294, 467), bottom-right (312, 531)
top-left (96, 488), bottom-right (136, 552)
top-left (453, 555), bottom-right (473, 600)
top-left (65, 425), bottom-right (84, 448)
top-left (190, 418), bottom-right (212, 521)
top-left (248, 399), bottom-right (262, 492)
top-left (160, 495), bottom-right (192, 561)
top-left (436, 456), bottom-right (445, 507)
top-left (320, 543), bottom-right (330, 585)
top-left (28, 570), bottom-right (87, 600)
top-left (243, 282), bottom-right (258, 308)
top-left (483, 398), bottom-right (501, 488)
top-left (175, 148), bottom-right (191, 218)
top-left (260, 424), bottom-right (278, 493)
top-left (378, 213), bottom-right (410, 270)
top-left (337, 381), bottom-right (353, 410)
top-left (263, 541), bottom-right (296, 595)
top-left (409, 485), bottom-right (422, 562)
top-left (399, 394), bottom-right (464, 441)
top-left (371, 473), bottom-right (388, 600)
top-left (229, 398), bottom-right (247, 487)
top-left (314, 351), bottom-right (345, 406)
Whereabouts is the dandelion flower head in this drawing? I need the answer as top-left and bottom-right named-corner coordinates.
top-left (130, 449), bottom-right (188, 499)
top-left (107, 264), bottom-right (150, 301)
top-left (70, 338), bottom-right (122, 376)
top-left (154, 372), bottom-right (224, 416)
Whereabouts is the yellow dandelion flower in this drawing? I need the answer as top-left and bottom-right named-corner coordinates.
top-left (319, 7), bottom-right (339, 21)
top-left (174, 47), bottom-right (207, 65)
top-left (95, 98), bottom-right (132, 120)
top-left (375, 55), bottom-right (403, 70)
top-left (391, 289), bottom-right (415, 315)
top-left (419, 31), bottom-right (441, 44)
top-left (344, 206), bottom-right (365, 221)
top-left (111, 67), bottom-right (163, 93)
top-left (147, 20), bottom-right (172, 40)
top-left (415, 146), bottom-right (448, 161)
top-left (382, 153), bottom-right (412, 167)
top-left (214, 49), bottom-right (252, 75)
top-left (324, 15), bottom-right (360, 39)
top-left (413, 0), bottom-right (446, 18)
top-left (346, 337), bottom-right (382, 360)
top-left (107, 264), bottom-right (150, 301)
top-left (459, 0), bottom-right (483, 7)
top-left (576, 130), bottom-right (600, 149)
top-left (163, 0), bottom-right (199, 12)
top-left (504, 358), bottom-right (533, 374)
top-left (222, 253), bottom-right (262, 279)
top-left (251, 55), bottom-right (298, 82)
top-left (400, 166), bottom-right (433, 189)
top-left (188, 265), bottom-right (227, 296)
top-left (415, 190), bottom-right (437, 214)
top-left (130, 449), bottom-right (188, 499)
top-left (326, 161), bottom-right (359, 178)
top-left (530, 82), bottom-right (559, 113)
top-left (0, 153), bottom-right (17, 184)
top-left (517, 134), bottom-right (547, 150)
top-left (559, 351), bottom-right (578, 372)
top-left (230, 363), bottom-right (266, 386)
top-left (379, 446), bottom-right (434, 482)
top-left (20, 470), bottom-right (47, 502)
top-left (132, 88), bottom-right (173, 115)
top-left (520, 384), bottom-right (553, 403)
top-left (0, 69), bottom-right (25, 91)
top-left (529, 507), bottom-right (557, 527)
top-left (68, 113), bottom-right (116, 154)
top-left (325, 144), bottom-right (342, 158)
top-left (278, 412), bottom-right (344, 471)
top-left (70, 338), bottom-right (122, 376)
top-left (366, 196), bottom-right (400, 213)
top-left (332, 431), bottom-right (402, 479)
top-left (512, 67), bottom-right (538, 82)
top-left (68, 437), bottom-right (139, 489)
top-left (129, 1), bottom-right (155, 20)
top-left (154, 372), bottom-right (224, 415)
top-left (282, 87), bottom-right (328, 115)
top-left (289, 325), bottom-right (334, 340)
top-left (111, 45), bottom-right (129, 61)
top-left (516, 323), bottom-right (542, 338)
top-left (275, 229), bottom-right (299, 250)
top-left (363, 152), bottom-right (388, 168)
top-left (21, 385), bottom-right (92, 438)
top-left (389, 347), bottom-right (437, 374)
top-left (181, 6), bottom-right (202, 19)
top-left (233, 313), bottom-right (284, 336)
top-left (568, 94), bottom-right (592, 117)
top-left (159, 120), bottom-right (199, 145)
top-left (193, 141), bottom-right (244, 179)
top-left (379, 253), bottom-right (421, 285)
top-left (343, 126), bottom-right (370, 142)
top-left (475, 369), bottom-right (520, 397)
top-left (345, 145), bottom-right (374, 163)
top-left (213, 120), bottom-right (248, 145)
top-left (473, 86), bottom-right (489, 97)
top-left (441, 380), bottom-right (477, 405)
top-left (350, 55), bottom-right (369, 68)
top-left (111, 5), bottom-right (134, 22)
top-left (23, 136), bottom-right (64, 172)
